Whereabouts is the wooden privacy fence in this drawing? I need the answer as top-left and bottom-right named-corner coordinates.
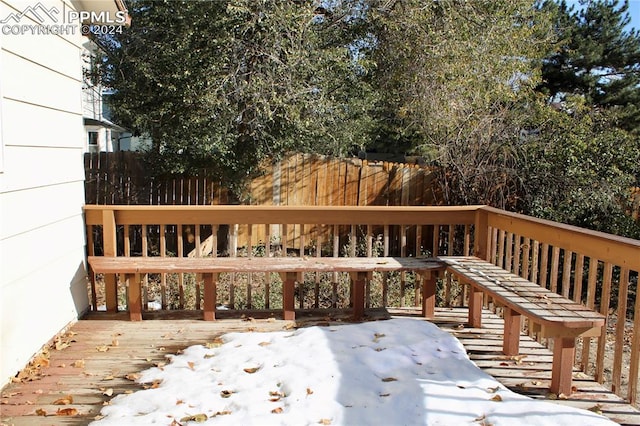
top-left (84, 152), bottom-right (438, 207)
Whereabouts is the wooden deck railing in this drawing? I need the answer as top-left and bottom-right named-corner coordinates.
top-left (83, 204), bottom-right (640, 405)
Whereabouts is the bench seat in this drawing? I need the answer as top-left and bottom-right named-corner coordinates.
top-left (88, 256), bottom-right (443, 322)
top-left (440, 256), bottom-right (606, 396)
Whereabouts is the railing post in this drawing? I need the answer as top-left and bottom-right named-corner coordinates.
top-left (474, 207), bottom-right (489, 261)
top-left (102, 208), bottom-right (118, 313)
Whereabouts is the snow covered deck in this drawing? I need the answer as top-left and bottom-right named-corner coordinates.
top-left (1, 308), bottom-right (638, 425)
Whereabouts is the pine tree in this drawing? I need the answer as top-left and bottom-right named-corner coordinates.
top-left (539, 0), bottom-right (640, 133)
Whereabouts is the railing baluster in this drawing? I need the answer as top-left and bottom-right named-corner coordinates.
top-left (177, 224), bottom-right (184, 309)
top-left (629, 272), bottom-right (640, 405)
top-left (195, 225), bottom-right (201, 310)
top-left (581, 258), bottom-right (599, 373)
top-left (611, 268), bottom-right (629, 395)
top-left (160, 224), bottom-right (167, 310)
top-left (549, 245), bottom-right (560, 293)
top-left (512, 234), bottom-right (521, 277)
top-left (247, 224), bottom-right (253, 310)
top-left (332, 225), bottom-right (339, 308)
top-left (505, 232), bottom-right (513, 273)
top-left (521, 237), bottom-right (530, 280)
top-left (561, 250), bottom-right (573, 298)
top-left (540, 243), bottom-right (550, 289)
top-left (573, 253), bottom-right (585, 304)
top-left (595, 262), bottom-right (613, 384)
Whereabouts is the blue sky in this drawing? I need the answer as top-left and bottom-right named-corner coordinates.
top-left (564, 0), bottom-right (640, 31)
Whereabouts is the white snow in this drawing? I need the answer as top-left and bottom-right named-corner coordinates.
top-left (92, 318), bottom-right (617, 426)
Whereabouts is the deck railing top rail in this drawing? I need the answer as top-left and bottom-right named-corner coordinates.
top-left (479, 206), bottom-right (640, 271)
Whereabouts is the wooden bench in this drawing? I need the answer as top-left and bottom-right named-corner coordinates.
top-left (88, 256), bottom-right (443, 323)
top-left (439, 256), bottom-right (606, 396)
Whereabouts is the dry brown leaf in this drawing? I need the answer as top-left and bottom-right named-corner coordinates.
top-left (35, 408), bottom-right (47, 416)
top-left (258, 341), bottom-right (271, 347)
top-left (319, 419), bottom-right (332, 425)
top-left (103, 375), bottom-right (115, 381)
top-left (271, 407), bottom-right (283, 414)
top-left (588, 404), bottom-right (603, 415)
top-left (124, 373), bottom-right (140, 381)
top-left (53, 395), bottom-right (73, 405)
top-left (243, 366), bottom-right (260, 374)
top-left (373, 333), bottom-right (386, 343)
top-left (306, 388), bottom-right (314, 395)
top-left (486, 386), bottom-right (500, 393)
top-left (220, 390), bottom-right (234, 398)
top-left (213, 410), bottom-right (232, 417)
top-left (55, 408), bottom-right (79, 416)
top-left (491, 395), bottom-right (503, 402)
top-left (187, 361), bottom-right (195, 371)
top-left (180, 413), bottom-right (208, 422)
top-left (102, 388), bottom-right (114, 397)
top-left (96, 345), bottom-right (109, 352)
top-left (72, 360), bottom-right (85, 368)
top-left (381, 377), bottom-right (397, 382)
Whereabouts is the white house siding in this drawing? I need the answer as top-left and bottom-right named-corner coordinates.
top-left (0, 0), bottom-right (96, 386)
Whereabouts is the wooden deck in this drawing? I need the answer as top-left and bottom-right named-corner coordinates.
top-left (1, 308), bottom-right (639, 425)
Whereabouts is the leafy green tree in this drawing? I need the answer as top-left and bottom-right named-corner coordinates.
top-left (364, 0), bottom-right (554, 208)
top-left (521, 95), bottom-right (640, 237)
top-left (538, 0), bottom-right (640, 133)
top-left (92, 0), bottom-right (375, 195)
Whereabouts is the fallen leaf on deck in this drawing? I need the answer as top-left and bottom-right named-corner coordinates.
top-left (72, 360), bottom-right (85, 368)
top-left (243, 366), bottom-right (261, 374)
top-left (588, 404), bottom-right (603, 415)
top-left (180, 413), bottom-right (208, 422)
top-left (486, 386), bottom-right (500, 393)
top-left (96, 345), bottom-right (109, 352)
top-left (258, 341), bottom-right (270, 346)
top-left (103, 375), bottom-right (115, 380)
top-left (271, 407), bottom-right (283, 414)
top-left (187, 362), bottom-right (195, 370)
top-left (35, 408), bottom-right (47, 416)
top-left (53, 395), bottom-right (73, 405)
top-left (307, 388), bottom-right (314, 395)
top-left (55, 408), bottom-right (79, 416)
top-left (381, 377), bottom-right (397, 382)
top-left (205, 338), bottom-right (224, 349)
top-left (220, 390), bottom-right (234, 398)
top-left (124, 373), bottom-right (140, 381)
top-left (213, 410), bottom-right (231, 417)
top-left (319, 419), bottom-right (332, 425)
top-left (491, 395), bottom-right (503, 402)
top-left (203, 354), bottom-right (215, 359)
top-left (102, 388), bottom-right (114, 397)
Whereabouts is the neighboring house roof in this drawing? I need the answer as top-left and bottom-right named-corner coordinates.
top-left (84, 117), bottom-right (127, 132)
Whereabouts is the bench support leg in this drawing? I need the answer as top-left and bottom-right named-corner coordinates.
top-left (127, 273), bottom-right (142, 321)
top-left (551, 337), bottom-right (576, 396)
top-left (282, 272), bottom-right (296, 321)
top-left (502, 308), bottom-right (521, 355)
top-left (468, 285), bottom-right (483, 328)
top-left (350, 272), bottom-right (367, 321)
top-left (105, 273), bottom-right (118, 313)
top-left (421, 272), bottom-right (436, 319)
top-left (203, 273), bottom-right (217, 321)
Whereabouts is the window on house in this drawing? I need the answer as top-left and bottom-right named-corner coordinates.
top-left (88, 131), bottom-right (99, 153)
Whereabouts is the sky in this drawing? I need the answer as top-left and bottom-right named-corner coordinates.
top-left (564, 0), bottom-right (640, 31)
top-left (91, 318), bottom-right (618, 426)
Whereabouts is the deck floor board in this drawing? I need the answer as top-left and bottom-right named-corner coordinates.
top-left (1, 308), bottom-right (638, 425)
